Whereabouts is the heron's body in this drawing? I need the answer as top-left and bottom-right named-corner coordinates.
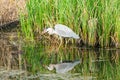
top-left (54, 24), bottom-right (79, 39)
top-left (43, 24), bottom-right (80, 49)
top-left (44, 24), bottom-right (80, 39)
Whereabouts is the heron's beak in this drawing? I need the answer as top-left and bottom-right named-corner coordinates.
top-left (44, 65), bottom-right (48, 69)
top-left (44, 64), bottom-right (54, 71)
top-left (41, 31), bottom-right (45, 35)
top-left (43, 65), bottom-right (48, 69)
top-left (44, 65), bottom-right (53, 70)
top-left (41, 29), bottom-right (47, 35)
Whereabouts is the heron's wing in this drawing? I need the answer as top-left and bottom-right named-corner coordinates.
top-left (54, 28), bottom-right (70, 37)
top-left (55, 24), bottom-right (74, 33)
top-left (55, 24), bottom-right (79, 39)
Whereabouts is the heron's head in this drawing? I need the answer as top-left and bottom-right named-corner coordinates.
top-left (43, 28), bottom-right (54, 35)
top-left (46, 64), bottom-right (55, 71)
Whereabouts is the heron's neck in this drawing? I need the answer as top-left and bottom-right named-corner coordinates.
top-left (52, 30), bottom-right (58, 34)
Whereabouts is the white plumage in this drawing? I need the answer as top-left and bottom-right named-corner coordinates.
top-left (44, 24), bottom-right (80, 39)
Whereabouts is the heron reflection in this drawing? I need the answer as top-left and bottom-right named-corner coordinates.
top-left (46, 60), bottom-right (81, 73)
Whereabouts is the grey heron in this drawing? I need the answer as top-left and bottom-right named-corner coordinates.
top-left (43, 24), bottom-right (80, 48)
top-left (46, 60), bottom-right (80, 73)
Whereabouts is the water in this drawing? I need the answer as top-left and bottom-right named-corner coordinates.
top-left (0, 32), bottom-right (120, 80)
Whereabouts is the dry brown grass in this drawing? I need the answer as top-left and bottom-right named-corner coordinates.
top-left (0, 0), bottom-right (26, 25)
top-left (0, 32), bottom-right (23, 70)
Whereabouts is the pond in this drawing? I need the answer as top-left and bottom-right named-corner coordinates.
top-left (0, 32), bottom-right (120, 80)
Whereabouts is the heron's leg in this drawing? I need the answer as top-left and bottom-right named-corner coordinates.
top-left (57, 36), bottom-right (62, 50)
top-left (65, 38), bottom-right (72, 46)
top-left (64, 38), bottom-right (68, 47)
top-left (66, 38), bottom-right (70, 44)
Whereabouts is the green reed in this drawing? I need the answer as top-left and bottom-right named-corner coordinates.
top-left (20, 0), bottom-right (120, 48)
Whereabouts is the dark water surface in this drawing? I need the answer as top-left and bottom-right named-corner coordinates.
top-left (0, 32), bottom-right (120, 80)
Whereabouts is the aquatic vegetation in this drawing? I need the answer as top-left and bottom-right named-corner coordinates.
top-left (1, 0), bottom-right (120, 79)
top-left (19, 0), bottom-right (120, 48)
top-left (18, 0), bottom-right (120, 78)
